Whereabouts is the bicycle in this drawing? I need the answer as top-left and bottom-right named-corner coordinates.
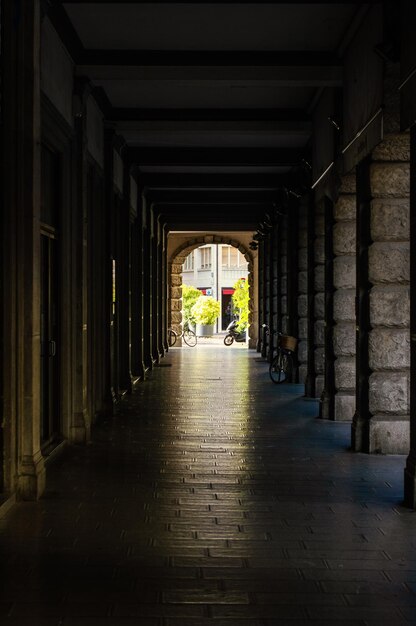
top-left (168, 324), bottom-right (197, 348)
top-left (262, 324), bottom-right (297, 384)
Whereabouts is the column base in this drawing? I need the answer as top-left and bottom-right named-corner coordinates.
top-left (352, 413), bottom-right (409, 454)
top-left (17, 452), bottom-right (45, 500)
top-left (368, 414), bottom-right (409, 454)
top-left (334, 392), bottom-right (355, 422)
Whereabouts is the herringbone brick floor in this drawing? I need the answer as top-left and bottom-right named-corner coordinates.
top-left (1, 345), bottom-right (415, 625)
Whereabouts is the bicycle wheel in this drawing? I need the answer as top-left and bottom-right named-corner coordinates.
top-left (269, 350), bottom-right (293, 383)
top-left (224, 334), bottom-right (234, 346)
top-left (168, 328), bottom-right (177, 347)
top-left (183, 328), bottom-right (197, 347)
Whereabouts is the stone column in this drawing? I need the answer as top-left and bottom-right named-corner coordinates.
top-left (2, 1), bottom-right (46, 498)
top-left (280, 216), bottom-right (288, 335)
top-left (297, 199), bottom-right (309, 385)
top-left (313, 200), bottom-right (326, 398)
top-left (170, 256), bottom-right (184, 342)
top-left (404, 125), bottom-right (416, 507)
top-left (366, 135), bottom-right (410, 453)
top-left (333, 174), bottom-right (357, 421)
top-left (143, 202), bottom-right (153, 370)
top-left (118, 161), bottom-right (133, 393)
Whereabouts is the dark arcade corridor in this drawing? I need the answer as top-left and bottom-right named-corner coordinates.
top-left (1, 345), bottom-right (414, 625)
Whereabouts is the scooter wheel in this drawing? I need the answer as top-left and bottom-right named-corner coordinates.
top-left (224, 334), bottom-right (234, 346)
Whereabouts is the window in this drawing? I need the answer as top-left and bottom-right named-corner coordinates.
top-left (221, 245), bottom-right (245, 269)
top-left (199, 246), bottom-right (212, 269)
top-left (183, 251), bottom-right (194, 271)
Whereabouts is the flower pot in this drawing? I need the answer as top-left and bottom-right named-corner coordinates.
top-left (196, 323), bottom-right (215, 337)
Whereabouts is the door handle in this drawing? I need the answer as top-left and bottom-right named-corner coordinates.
top-left (49, 340), bottom-right (56, 357)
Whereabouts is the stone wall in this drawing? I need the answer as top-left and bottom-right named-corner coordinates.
top-left (280, 217), bottom-right (288, 335)
top-left (367, 133), bottom-right (410, 453)
top-left (333, 174), bottom-right (356, 421)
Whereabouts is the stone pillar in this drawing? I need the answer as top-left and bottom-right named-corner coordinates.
top-left (280, 216), bottom-right (288, 335)
top-left (366, 135), bottom-right (410, 453)
top-left (404, 125), bottom-right (416, 507)
top-left (2, 1), bottom-right (46, 498)
top-left (170, 256), bottom-right (184, 342)
top-left (143, 202), bottom-right (153, 369)
top-left (259, 239), bottom-right (267, 357)
top-left (297, 199), bottom-right (309, 385)
top-left (313, 200), bottom-right (326, 398)
top-left (151, 215), bottom-right (160, 363)
top-left (333, 174), bottom-right (357, 421)
top-left (118, 161), bottom-right (133, 393)
top-left (304, 194), bottom-right (316, 397)
top-left (136, 192), bottom-right (146, 378)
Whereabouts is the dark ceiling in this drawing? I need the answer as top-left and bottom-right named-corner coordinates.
top-left (48, 1), bottom-right (369, 231)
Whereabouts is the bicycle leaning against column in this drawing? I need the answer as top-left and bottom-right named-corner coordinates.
top-left (168, 322), bottom-right (197, 347)
top-left (262, 323), bottom-right (297, 384)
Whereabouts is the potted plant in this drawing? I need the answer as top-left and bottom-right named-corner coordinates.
top-left (191, 296), bottom-right (221, 337)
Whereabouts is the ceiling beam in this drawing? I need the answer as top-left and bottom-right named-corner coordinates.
top-left (79, 50), bottom-right (340, 67)
top-left (147, 189), bottom-right (279, 203)
top-left (141, 173), bottom-right (288, 189)
top-left (61, 0), bottom-right (380, 5)
top-left (77, 63), bottom-right (341, 87)
top-left (109, 108), bottom-right (310, 122)
top-left (128, 147), bottom-right (303, 166)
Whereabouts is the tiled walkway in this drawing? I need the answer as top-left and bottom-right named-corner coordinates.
top-left (1, 345), bottom-right (416, 625)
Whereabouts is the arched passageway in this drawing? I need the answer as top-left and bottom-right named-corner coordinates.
top-left (168, 234), bottom-right (257, 348)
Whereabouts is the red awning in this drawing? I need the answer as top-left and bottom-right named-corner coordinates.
top-left (222, 289), bottom-right (235, 295)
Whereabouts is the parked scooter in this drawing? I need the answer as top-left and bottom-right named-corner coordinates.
top-left (224, 319), bottom-right (246, 345)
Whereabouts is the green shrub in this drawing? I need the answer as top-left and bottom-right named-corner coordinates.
top-left (191, 296), bottom-right (221, 326)
top-left (181, 284), bottom-right (201, 325)
top-left (232, 278), bottom-right (249, 331)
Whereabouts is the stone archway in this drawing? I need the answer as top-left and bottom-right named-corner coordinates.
top-left (169, 234), bottom-right (256, 347)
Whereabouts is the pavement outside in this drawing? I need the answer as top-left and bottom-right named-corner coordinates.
top-left (1, 344), bottom-right (415, 625)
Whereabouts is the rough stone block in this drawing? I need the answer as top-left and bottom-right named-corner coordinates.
top-left (171, 299), bottom-right (182, 311)
top-left (298, 271), bottom-right (308, 294)
top-left (333, 221), bottom-right (356, 255)
top-left (333, 322), bottom-right (356, 357)
top-left (281, 316), bottom-right (289, 335)
top-left (298, 247), bottom-right (308, 271)
top-left (369, 328), bottom-right (410, 370)
top-left (372, 133), bottom-right (410, 162)
top-left (315, 214), bottom-right (325, 236)
top-left (281, 255), bottom-right (287, 274)
top-left (171, 287), bottom-right (182, 300)
top-left (370, 285), bottom-right (410, 328)
top-left (334, 393), bottom-right (355, 422)
top-left (314, 320), bottom-right (325, 346)
top-left (281, 295), bottom-right (287, 315)
top-left (314, 265), bottom-right (324, 292)
top-left (314, 347), bottom-right (325, 374)
top-left (281, 275), bottom-right (287, 295)
top-left (298, 317), bottom-right (308, 340)
top-left (171, 311), bottom-right (182, 324)
top-left (298, 294), bottom-right (308, 318)
top-left (333, 256), bottom-right (356, 289)
top-left (298, 364), bottom-right (308, 385)
top-left (333, 288), bottom-right (355, 322)
top-left (368, 242), bottom-right (410, 284)
top-left (369, 371), bottom-right (409, 415)
top-left (314, 292), bottom-right (325, 319)
top-left (370, 162), bottom-right (410, 198)
top-left (371, 198), bottom-right (409, 242)
top-left (298, 229), bottom-right (308, 248)
top-left (369, 415), bottom-right (410, 454)
top-left (297, 340), bottom-right (308, 364)
top-left (171, 274), bottom-right (182, 287)
top-left (334, 356), bottom-right (355, 390)
top-left (314, 237), bottom-right (325, 264)
top-left (171, 263), bottom-right (183, 275)
top-left (315, 375), bottom-right (325, 398)
top-left (334, 194), bottom-right (356, 221)
top-left (339, 173), bottom-right (356, 194)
